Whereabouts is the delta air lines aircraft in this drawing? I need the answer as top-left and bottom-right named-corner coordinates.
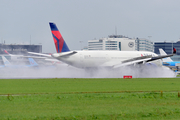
top-left (29, 23), bottom-right (176, 69)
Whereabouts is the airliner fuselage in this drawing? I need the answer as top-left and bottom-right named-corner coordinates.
top-left (52, 50), bottom-right (161, 68)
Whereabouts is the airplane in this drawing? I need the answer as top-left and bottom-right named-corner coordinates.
top-left (28, 58), bottom-right (38, 66)
top-left (1, 56), bottom-right (38, 68)
top-left (0, 60), bottom-right (5, 68)
top-left (3, 50), bottom-right (23, 60)
top-left (159, 48), bottom-right (180, 70)
top-left (0, 65), bottom-right (5, 68)
top-left (4, 49), bottom-right (60, 67)
top-left (4, 48), bottom-right (62, 68)
top-left (29, 22), bottom-right (176, 69)
top-left (4, 49), bottom-right (49, 60)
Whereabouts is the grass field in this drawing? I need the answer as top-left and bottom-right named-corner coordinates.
top-left (0, 78), bottom-right (180, 119)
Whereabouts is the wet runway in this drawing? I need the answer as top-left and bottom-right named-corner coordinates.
top-left (0, 65), bottom-right (176, 79)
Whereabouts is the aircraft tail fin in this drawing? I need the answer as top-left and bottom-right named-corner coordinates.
top-left (49, 22), bottom-right (70, 53)
top-left (159, 48), bottom-right (173, 62)
top-left (28, 58), bottom-right (38, 66)
top-left (4, 50), bottom-right (9, 55)
top-left (3, 49), bottom-right (13, 56)
top-left (2, 56), bottom-right (11, 66)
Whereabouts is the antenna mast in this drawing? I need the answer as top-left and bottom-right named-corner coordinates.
top-left (115, 26), bottom-right (117, 35)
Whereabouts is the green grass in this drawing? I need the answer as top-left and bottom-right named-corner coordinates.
top-left (0, 78), bottom-right (180, 119)
top-left (1, 78), bottom-right (180, 94)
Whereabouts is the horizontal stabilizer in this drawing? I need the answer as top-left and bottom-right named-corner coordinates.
top-left (51, 51), bottom-right (77, 58)
top-left (28, 52), bottom-right (51, 57)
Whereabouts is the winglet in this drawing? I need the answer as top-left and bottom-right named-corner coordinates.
top-left (49, 22), bottom-right (70, 53)
top-left (173, 47), bottom-right (176, 54)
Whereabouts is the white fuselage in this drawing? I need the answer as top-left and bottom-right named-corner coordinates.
top-left (52, 51), bottom-right (162, 68)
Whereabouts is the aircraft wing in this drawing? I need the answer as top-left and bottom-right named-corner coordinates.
top-left (20, 56), bottom-right (48, 59)
top-left (146, 54), bottom-right (174, 62)
top-left (159, 48), bottom-right (173, 62)
top-left (113, 54), bottom-right (174, 68)
top-left (113, 55), bottom-right (152, 68)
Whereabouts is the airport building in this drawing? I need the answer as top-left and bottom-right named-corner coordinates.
top-left (154, 41), bottom-right (180, 55)
top-left (0, 44), bottom-right (42, 55)
top-left (0, 44), bottom-right (42, 64)
top-left (88, 35), bottom-right (135, 51)
top-left (135, 38), bottom-right (154, 52)
top-left (88, 35), bottom-right (154, 52)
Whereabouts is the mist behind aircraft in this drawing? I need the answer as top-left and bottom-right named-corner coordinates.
top-left (0, 65), bottom-right (175, 79)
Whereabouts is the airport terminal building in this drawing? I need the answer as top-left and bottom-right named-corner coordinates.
top-left (0, 44), bottom-right (42, 64)
top-left (88, 35), bottom-right (154, 52)
top-left (135, 38), bottom-right (154, 52)
top-left (0, 44), bottom-right (42, 55)
top-left (88, 35), bottom-right (136, 51)
top-left (154, 41), bottom-right (180, 55)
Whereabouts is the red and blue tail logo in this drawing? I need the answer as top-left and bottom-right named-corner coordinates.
top-left (49, 22), bottom-right (70, 53)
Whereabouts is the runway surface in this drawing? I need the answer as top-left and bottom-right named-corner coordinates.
top-left (0, 65), bottom-right (176, 78)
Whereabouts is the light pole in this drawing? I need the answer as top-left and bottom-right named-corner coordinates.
top-left (79, 41), bottom-right (83, 50)
top-left (148, 36), bottom-right (152, 40)
top-left (148, 36), bottom-right (152, 51)
top-left (30, 35), bottom-right (31, 45)
top-left (171, 41), bottom-right (173, 54)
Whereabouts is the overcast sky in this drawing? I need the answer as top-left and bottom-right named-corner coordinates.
top-left (0, 0), bottom-right (180, 53)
